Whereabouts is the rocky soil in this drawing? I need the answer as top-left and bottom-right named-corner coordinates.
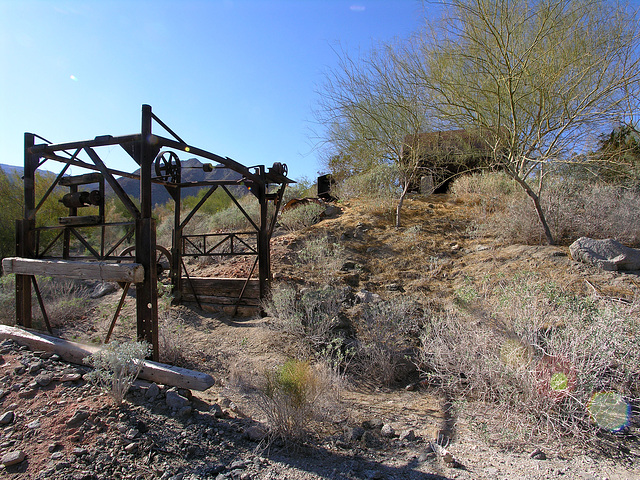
top-left (1, 194), bottom-right (639, 479)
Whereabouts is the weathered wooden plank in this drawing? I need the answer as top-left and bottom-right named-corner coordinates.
top-left (2, 257), bottom-right (144, 283)
top-left (59, 215), bottom-right (102, 226)
top-left (183, 302), bottom-right (260, 317)
top-left (0, 325), bottom-right (215, 391)
top-left (180, 293), bottom-right (261, 306)
top-left (59, 173), bottom-right (103, 186)
top-left (180, 277), bottom-right (259, 297)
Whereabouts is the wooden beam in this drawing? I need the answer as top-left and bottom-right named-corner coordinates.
top-left (0, 325), bottom-right (214, 391)
top-left (180, 293), bottom-right (261, 306)
top-left (2, 257), bottom-right (144, 283)
top-left (180, 277), bottom-right (260, 297)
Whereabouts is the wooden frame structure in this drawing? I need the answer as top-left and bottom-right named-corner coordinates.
top-left (2, 105), bottom-right (292, 360)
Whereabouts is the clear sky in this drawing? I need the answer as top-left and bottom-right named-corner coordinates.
top-left (0, 0), bottom-right (429, 182)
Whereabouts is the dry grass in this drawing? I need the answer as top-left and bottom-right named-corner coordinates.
top-left (419, 272), bottom-right (640, 447)
top-left (451, 172), bottom-right (640, 246)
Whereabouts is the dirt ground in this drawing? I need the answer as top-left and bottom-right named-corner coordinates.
top-left (1, 193), bottom-right (639, 479)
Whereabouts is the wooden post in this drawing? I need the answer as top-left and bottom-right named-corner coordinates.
top-left (16, 133), bottom-right (37, 328)
top-left (136, 105), bottom-right (159, 360)
top-left (171, 187), bottom-right (182, 299)
top-left (256, 167), bottom-right (271, 300)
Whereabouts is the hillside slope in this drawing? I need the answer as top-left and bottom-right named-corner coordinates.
top-left (1, 194), bottom-right (639, 480)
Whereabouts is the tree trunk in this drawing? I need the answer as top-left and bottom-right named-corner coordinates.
top-left (509, 172), bottom-right (556, 245)
top-left (526, 189), bottom-right (555, 245)
top-left (396, 182), bottom-right (410, 228)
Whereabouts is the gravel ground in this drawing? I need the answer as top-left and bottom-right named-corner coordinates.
top-left (1, 338), bottom-right (639, 480)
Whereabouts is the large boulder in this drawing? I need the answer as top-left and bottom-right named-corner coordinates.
top-left (569, 237), bottom-right (640, 271)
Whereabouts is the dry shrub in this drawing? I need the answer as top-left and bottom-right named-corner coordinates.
top-left (0, 274), bottom-right (15, 325)
top-left (353, 297), bottom-right (424, 387)
top-left (279, 202), bottom-right (326, 231)
top-left (332, 165), bottom-right (400, 218)
top-left (294, 234), bottom-right (346, 283)
top-left (36, 277), bottom-right (90, 327)
top-left (258, 359), bottom-right (333, 444)
top-left (451, 172), bottom-right (640, 246)
top-left (264, 283), bottom-right (342, 349)
top-left (419, 274), bottom-right (640, 446)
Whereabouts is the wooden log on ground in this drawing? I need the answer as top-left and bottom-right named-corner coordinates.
top-left (0, 325), bottom-right (214, 391)
top-left (2, 257), bottom-right (144, 283)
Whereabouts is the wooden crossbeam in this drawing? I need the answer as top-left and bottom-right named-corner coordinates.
top-left (2, 257), bottom-right (144, 283)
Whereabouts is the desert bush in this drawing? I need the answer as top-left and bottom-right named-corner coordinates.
top-left (258, 359), bottom-right (330, 444)
top-left (294, 234), bottom-right (345, 283)
top-left (84, 341), bottom-right (150, 405)
top-left (419, 274), bottom-right (640, 445)
top-left (36, 277), bottom-right (90, 327)
top-left (279, 202), bottom-right (326, 231)
top-left (208, 194), bottom-right (261, 231)
top-left (451, 172), bottom-right (640, 246)
top-left (332, 164), bottom-right (400, 209)
top-left (155, 282), bottom-right (189, 366)
top-left (0, 274), bottom-right (15, 325)
top-left (264, 283), bottom-right (342, 349)
top-left (354, 297), bottom-right (424, 386)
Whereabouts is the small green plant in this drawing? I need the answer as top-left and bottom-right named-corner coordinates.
top-left (259, 359), bottom-right (326, 443)
top-left (84, 341), bottom-right (150, 405)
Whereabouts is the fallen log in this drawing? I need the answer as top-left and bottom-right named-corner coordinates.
top-left (0, 325), bottom-right (214, 391)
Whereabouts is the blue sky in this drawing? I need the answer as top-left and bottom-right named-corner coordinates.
top-left (0, 0), bottom-right (428, 182)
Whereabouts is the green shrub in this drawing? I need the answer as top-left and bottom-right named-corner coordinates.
top-left (259, 359), bottom-right (327, 443)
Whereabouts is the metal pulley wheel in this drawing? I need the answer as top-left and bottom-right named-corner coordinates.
top-left (270, 162), bottom-right (288, 177)
top-left (118, 245), bottom-right (172, 277)
top-left (154, 151), bottom-right (182, 183)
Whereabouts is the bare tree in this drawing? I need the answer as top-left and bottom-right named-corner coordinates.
top-left (315, 44), bottom-right (433, 227)
top-left (403, 0), bottom-right (640, 244)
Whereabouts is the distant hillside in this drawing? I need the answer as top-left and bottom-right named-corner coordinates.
top-left (0, 163), bottom-right (24, 177)
top-left (2, 159), bottom-right (246, 206)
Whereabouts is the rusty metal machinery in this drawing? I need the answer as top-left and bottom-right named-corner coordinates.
top-left (10, 104), bottom-right (293, 361)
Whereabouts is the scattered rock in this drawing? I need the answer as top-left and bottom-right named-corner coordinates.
top-left (1, 450), bottom-right (26, 466)
top-left (166, 390), bottom-right (190, 410)
top-left (35, 373), bottom-right (53, 387)
top-left (399, 429), bottom-right (416, 442)
top-left (354, 290), bottom-right (381, 304)
top-left (243, 425), bottom-right (267, 442)
top-left (90, 282), bottom-right (118, 299)
top-left (362, 418), bottom-right (383, 430)
top-left (380, 424), bottom-right (396, 438)
top-left (569, 237), bottom-right (640, 271)
top-left (361, 430), bottom-right (382, 448)
top-left (210, 403), bottom-right (224, 418)
top-left (530, 448), bottom-right (547, 460)
top-left (0, 411), bottom-right (14, 425)
top-left (27, 419), bottom-right (41, 429)
top-left (67, 410), bottom-right (90, 429)
top-left (344, 426), bottom-right (365, 443)
top-left (146, 383), bottom-right (160, 400)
